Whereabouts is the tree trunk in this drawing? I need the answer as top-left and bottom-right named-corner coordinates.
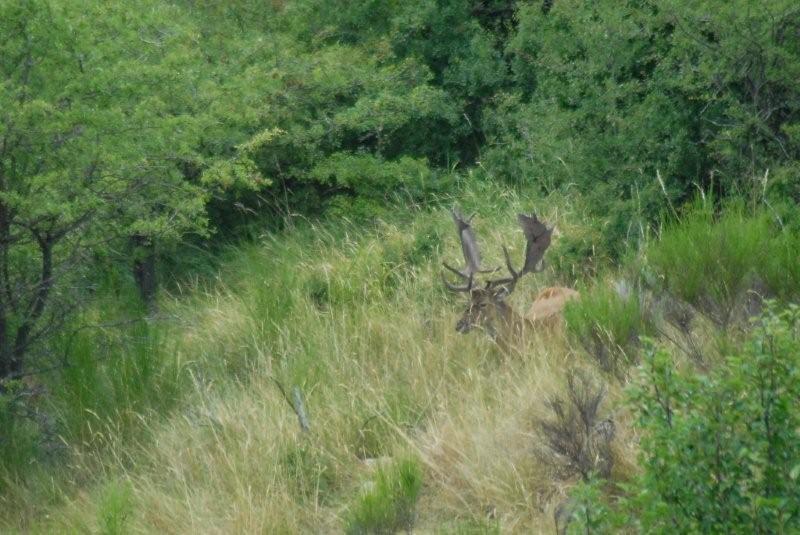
top-left (11, 235), bottom-right (54, 378)
top-left (0, 303), bottom-right (10, 379)
top-left (131, 234), bottom-right (158, 315)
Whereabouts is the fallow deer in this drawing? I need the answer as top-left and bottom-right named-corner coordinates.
top-left (442, 209), bottom-right (578, 345)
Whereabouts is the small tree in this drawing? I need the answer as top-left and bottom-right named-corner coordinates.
top-left (0, 0), bottom-right (266, 375)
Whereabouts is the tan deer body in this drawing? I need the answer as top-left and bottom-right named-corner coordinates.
top-left (524, 286), bottom-right (580, 328)
top-left (443, 209), bottom-right (578, 345)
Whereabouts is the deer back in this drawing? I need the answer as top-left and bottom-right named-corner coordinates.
top-left (523, 286), bottom-right (580, 329)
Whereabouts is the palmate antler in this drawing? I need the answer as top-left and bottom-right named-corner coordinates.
top-left (442, 209), bottom-right (553, 295)
top-left (442, 208), bottom-right (480, 292)
top-left (486, 213), bottom-right (552, 294)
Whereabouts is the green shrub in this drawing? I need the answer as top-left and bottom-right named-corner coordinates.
top-left (345, 457), bottom-right (423, 535)
top-left (565, 282), bottom-right (651, 376)
top-left (559, 478), bottom-right (623, 535)
top-left (585, 303), bottom-right (800, 532)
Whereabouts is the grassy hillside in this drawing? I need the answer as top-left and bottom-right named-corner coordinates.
top-left (2, 184), bottom-right (798, 533)
top-left (0, 186), bottom-right (609, 532)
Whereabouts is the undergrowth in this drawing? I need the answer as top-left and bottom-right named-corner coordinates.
top-left (345, 457), bottom-right (423, 534)
top-left (571, 304), bottom-right (800, 533)
top-left (564, 282), bottom-right (652, 376)
top-left (646, 200), bottom-right (800, 328)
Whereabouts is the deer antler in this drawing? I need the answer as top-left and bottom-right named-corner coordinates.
top-left (518, 213), bottom-right (552, 274)
top-left (486, 213), bottom-right (552, 293)
top-left (442, 208), bottom-right (481, 292)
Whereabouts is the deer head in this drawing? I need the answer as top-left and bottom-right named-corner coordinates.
top-left (442, 208), bottom-right (553, 335)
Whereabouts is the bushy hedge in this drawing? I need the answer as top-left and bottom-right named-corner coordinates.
top-left (571, 303), bottom-right (800, 533)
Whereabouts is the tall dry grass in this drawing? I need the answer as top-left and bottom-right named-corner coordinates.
top-left (1, 189), bottom-right (636, 533)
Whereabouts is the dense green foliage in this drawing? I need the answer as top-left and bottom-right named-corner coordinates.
top-left (573, 305), bottom-right (800, 533)
top-left (0, 0), bottom-right (265, 375)
top-left (490, 0), bottom-right (800, 254)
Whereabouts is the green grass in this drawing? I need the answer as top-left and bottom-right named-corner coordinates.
top-left (0, 382), bottom-right (41, 475)
top-left (344, 457), bottom-right (423, 534)
top-left (97, 480), bottom-right (134, 535)
top-left (54, 321), bottom-right (182, 444)
top-left (645, 200), bottom-right (800, 328)
top-left (564, 281), bottom-right (652, 376)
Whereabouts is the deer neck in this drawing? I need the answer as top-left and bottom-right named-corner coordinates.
top-left (494, 300), bottom-right (517, 323)
top-left (492, 300), bottom-right (528, 342)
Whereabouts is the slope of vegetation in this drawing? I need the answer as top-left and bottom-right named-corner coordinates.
top-left (0, 187), bottom-right (611, 532)
top-left (2, 0), bottom-right (800, 532)
top-left (2, 187), bottom-right (798, 533)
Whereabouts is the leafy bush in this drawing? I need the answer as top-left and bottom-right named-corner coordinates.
top-left (583, 303), bottom-right (800, 532)
top-left (311, 154), bottom-right (448, 217)
top-left (556, 478), bottom-right (623, 535)
top-left (345, 457), bottom-right (423, 534)
top-left (565, 282), bottom-right (651, 375)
